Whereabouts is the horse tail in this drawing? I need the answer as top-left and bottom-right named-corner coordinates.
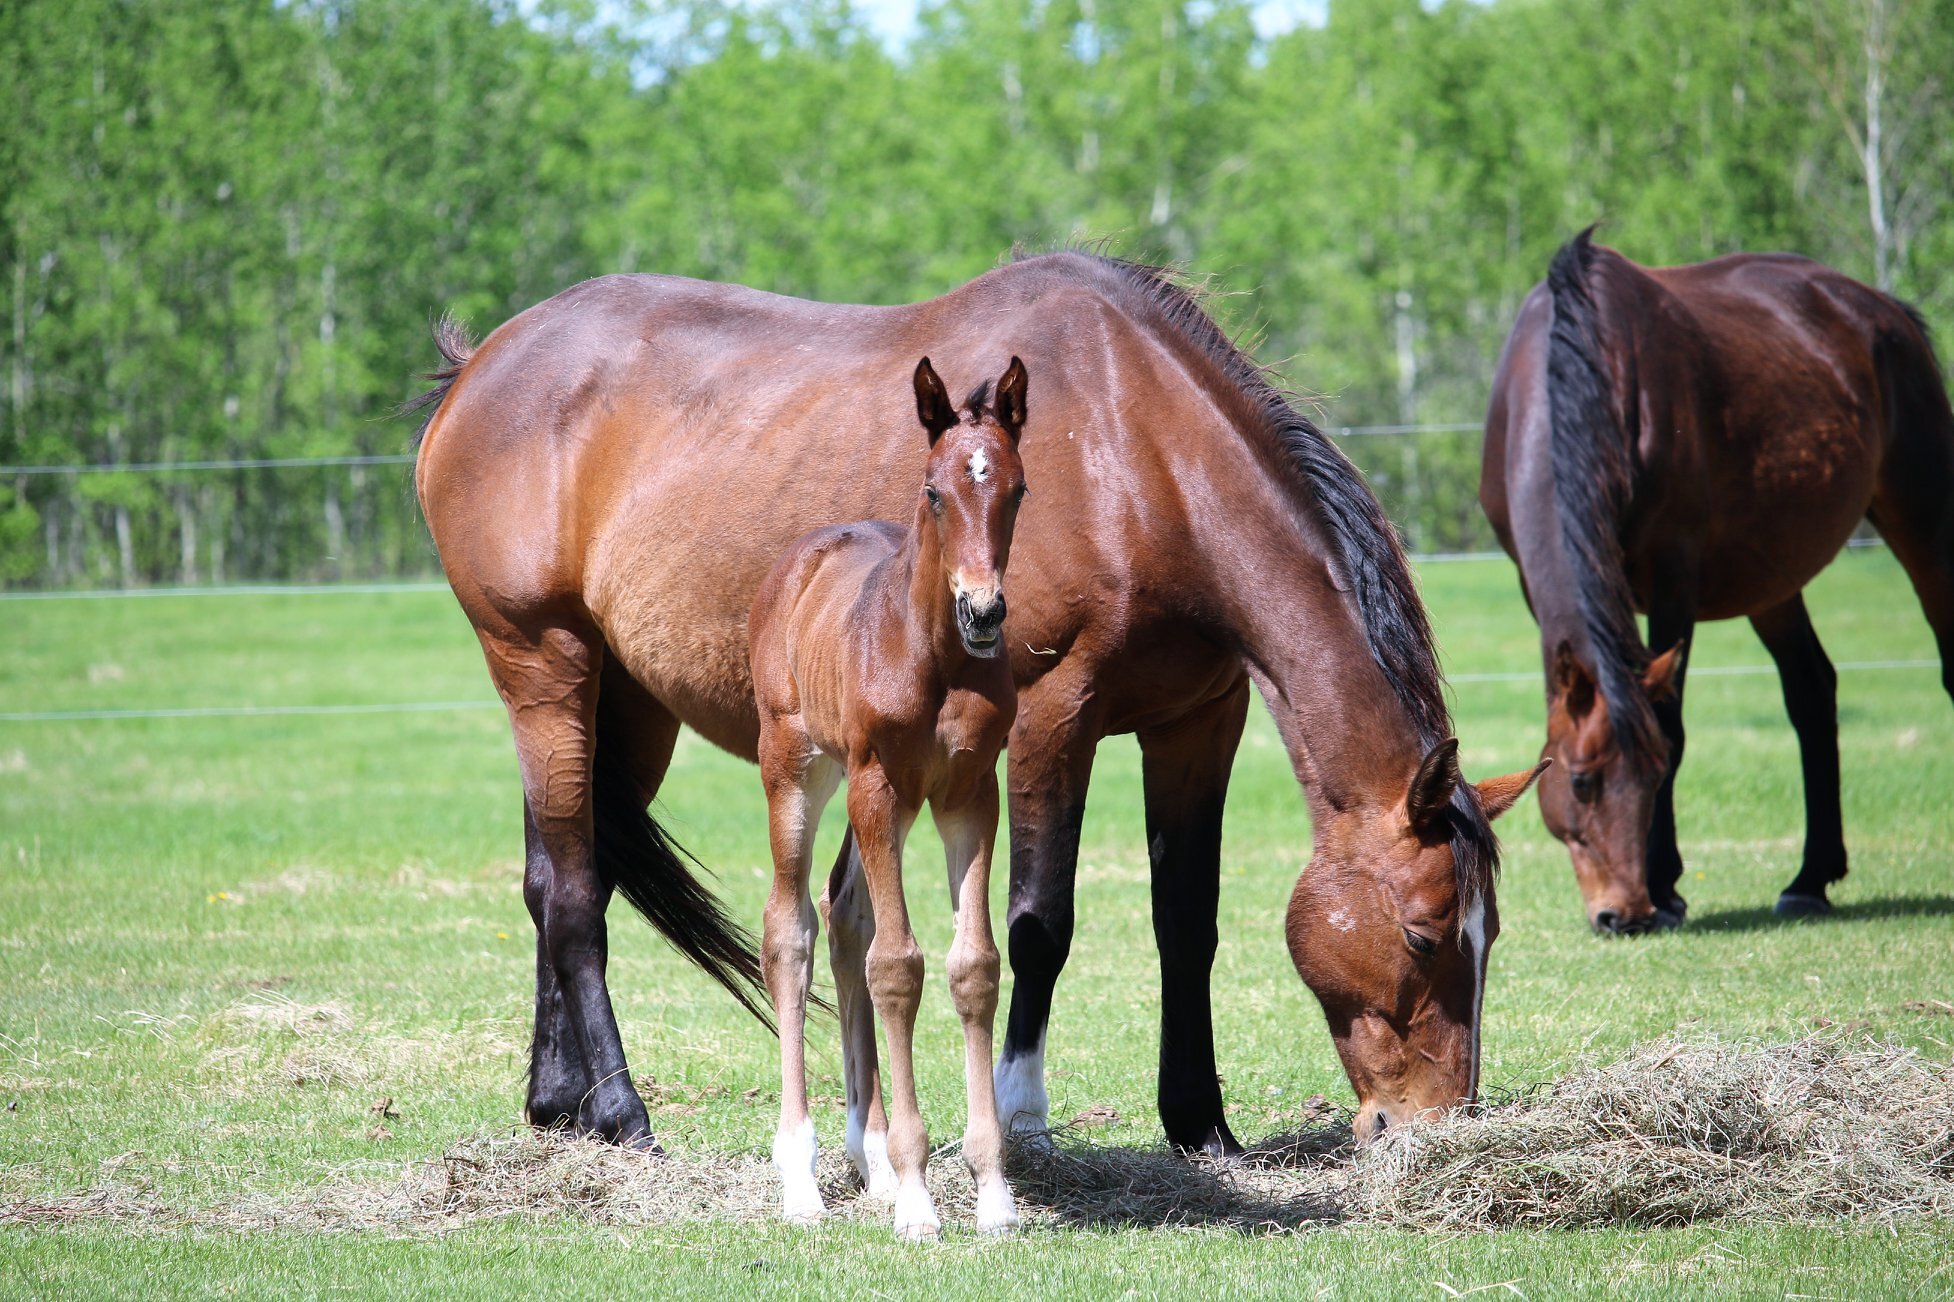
top-left (1544, 227), bottom-right (1662, 756)
top-left (400, 312), bottom-right (478, 449)
top-left (590, 724), bottom-right (777, 1032)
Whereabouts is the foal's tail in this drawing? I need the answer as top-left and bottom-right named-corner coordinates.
top-left (1544, 227), bottom-right (1663, 758)
top-left (400, 313), bottom-right (478, 449)
top-left (590, 736), bottom-right (777, 1032)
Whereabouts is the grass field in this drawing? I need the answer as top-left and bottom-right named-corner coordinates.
top-left (2, 549), bottom-right (1951, 1297)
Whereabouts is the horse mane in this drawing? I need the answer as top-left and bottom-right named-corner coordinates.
top-left (400, 312), bottom-right (478, 449)
top-left (1544, 228), bottom-right (1663, 759)
top-left (1023, 248), bottom-right (1498, 906)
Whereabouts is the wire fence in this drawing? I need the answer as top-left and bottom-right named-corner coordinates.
top-left (0, 424), bottom-right (1883, 593)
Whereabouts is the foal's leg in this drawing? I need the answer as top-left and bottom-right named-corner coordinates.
top-left (847, 764), bottom-right (934, 1239)
top-left (934, 775), bottom-right (1017, 1233)
top-left (1752, 595), bottom-right (1847, 914)
top-left (759, 738), bottom-right (842, 1223)
top-left (821, 830), bottom-right (898, 1199)
top-left (1138, 679), bottom-right (1250, 1159)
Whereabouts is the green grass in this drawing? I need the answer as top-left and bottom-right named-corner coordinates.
top-left (2, 550), bottom-right (1951, 1296)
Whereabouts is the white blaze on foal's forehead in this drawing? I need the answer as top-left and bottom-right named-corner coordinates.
top-left (967, 449), bottom-right (989, 483)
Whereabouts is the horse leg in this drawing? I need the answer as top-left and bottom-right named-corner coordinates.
top-left (1644, 603), bottom-right (1696, 928)
top-left (1751, 595), bottom-right (1846, 914)
top-left (847, 764), bottom-right (934, 1240)
top-left (821, 830), bottom-right (897, 1199)
top-left (995, 670), bottom-right (1102, 1141)
top-left (484, 624), bottom-right (651, 1146)
top-left (1138, 680), bottom-right (1249, 1158)
top-left (524, 666), bottom-right (682, 1131)
top-left (1869, 447), bottom-right (1954, 707)
top-left (933, 775), bottom-right (1017, 1233)
top-left (759, 734), bottom-right (842, 1224)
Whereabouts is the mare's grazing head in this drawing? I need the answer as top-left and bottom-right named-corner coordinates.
top-left (1535, 638), bottom-right (1686, 933)
top-left (912, 356), bottom-right (1029, 658)
top-left (1284, 741), bottom-right (1548, 1140)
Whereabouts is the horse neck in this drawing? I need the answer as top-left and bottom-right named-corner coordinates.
top-left (1219, 504), bottom-right (1432, 818)
top-left (890, 503), bottom-right (964, 673)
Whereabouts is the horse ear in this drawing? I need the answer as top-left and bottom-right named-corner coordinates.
top-left (1554, 640), bottom-right (1597, 717)
top-left (1643, 638), bottom-right (1687, 701)
top-left (993, 356), bottom-right (1028, 441)
top-left (1475, 758), bottom-right (1551, 822)
top-left (1406, 737), bottom-right (1462, 837)
top-left (914, 357), bottom-right (957, 445)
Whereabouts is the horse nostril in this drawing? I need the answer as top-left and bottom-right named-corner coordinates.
top-left (1371, 1112), bottom-right (1389, 1137)
top-left (1594, 909), bottom-right (1621, 933)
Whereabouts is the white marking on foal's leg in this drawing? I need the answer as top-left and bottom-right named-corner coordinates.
top-left (892, 1178), bottom-right (941, 1242)
top-left (974, 1176), bottom-right (1020, 1235)
top-left (844, 1098), bottom-right (898, 1200)
top-left (967, 449), bottom-right (989, 483)
top-left (772, 1116), bottom-right (824, 1224)
top-left (993, 1032), bottom-right (1050, 1141)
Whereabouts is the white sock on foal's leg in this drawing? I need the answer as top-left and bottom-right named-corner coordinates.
top-left (772, 1117), bottom-right (824, 1223)
top-left (844, 1102), bottom-right (899, 1200)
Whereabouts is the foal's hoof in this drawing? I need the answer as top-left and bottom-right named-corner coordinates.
top-left (892, 1186), bottom-right (941, 1242)
top-left (780, 1192), bottom-right (827, 1226)
top-left (1774, 892), bottom-right (1833, 918)
top-left (975, 1184), bottom-right (1020, 1235)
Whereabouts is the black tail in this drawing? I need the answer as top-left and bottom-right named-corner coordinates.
top-left (1544, 226), bottom-right (1662, 758)
top-left (399, 312), bottom-right (477, 448)
top-left (590, 738), bottom-right (776, 1032)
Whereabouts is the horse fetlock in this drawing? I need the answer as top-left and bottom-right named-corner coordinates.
top-left (974, 1178), bottom-right (1020, 1234)
top-left (892, 1181), bottom-right (941, 1242)
top-left (773, 1117), bottom-right (826, 1224)
top-left (846, 1115), bottom-right (899, 1200)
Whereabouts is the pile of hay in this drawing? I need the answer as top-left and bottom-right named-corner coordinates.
top-left (7, 1033), bottom-right (1948, 1235)
top-left (1353, 1035), bottom-right (1954, 1230)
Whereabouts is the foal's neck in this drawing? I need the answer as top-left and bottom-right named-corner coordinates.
top-left (891, 500), bottom-right (967, 674)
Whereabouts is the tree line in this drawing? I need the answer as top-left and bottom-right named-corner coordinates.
top-left (4, 0), bottom-right (1948, 587)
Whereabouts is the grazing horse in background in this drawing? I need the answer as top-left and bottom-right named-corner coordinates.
top-left (751, 356), bottom-right (1028, 1238)
top-left (1481, 228), bottom-right (1954, 934)
top-left (410, 250), bottom-right (1546, 1157)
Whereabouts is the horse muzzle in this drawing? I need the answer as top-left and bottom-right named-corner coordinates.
top-left (955, 590), bottom-right (1007, 657)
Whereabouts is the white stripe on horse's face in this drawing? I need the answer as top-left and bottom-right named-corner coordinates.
top-left (968, 449), bottom-right (989, 483)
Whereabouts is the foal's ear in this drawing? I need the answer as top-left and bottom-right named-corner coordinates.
top-left (1475, 758), bottom-right (1551, 821)
top-left (1406, 737), bottom-right (1462, 838)
top-left (1553, 640), bottom-right (1597, 717)
top-left (993, 356), bottom-right (1028, 442)
top-left (1642, 638), bottom-right (1687, 701)
top-left (914, 357), bottom-right (957, 444)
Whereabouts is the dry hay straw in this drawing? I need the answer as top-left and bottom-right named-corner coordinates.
top-left (1353, 1035), bottom-right (1954, 1231)
top-left (6, 1033), bottom-right (1949, 1236)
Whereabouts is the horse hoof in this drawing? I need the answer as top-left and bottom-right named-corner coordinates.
top-left (975, 1184), bottom-right (1020, 1234)
top-left (781, 1194), bottom-right (827, 1226)
top-left (895, 1220), bottom-right (941, 1243)
top-left (1774, 892), bottom-right (1832, 917)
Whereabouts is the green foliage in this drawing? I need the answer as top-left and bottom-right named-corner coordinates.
top-left (3, 0), bottom-right (1950, 583)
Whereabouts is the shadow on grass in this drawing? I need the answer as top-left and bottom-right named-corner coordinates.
top-left (1002, 1121), bottom-right (1354, 1232)
top-left (1688, 893), bottom-right (1954, 933)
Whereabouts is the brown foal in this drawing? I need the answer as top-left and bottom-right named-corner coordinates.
top-left (749, 357), bottom-right (1028, 1238)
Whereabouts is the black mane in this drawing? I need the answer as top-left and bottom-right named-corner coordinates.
top-left (1543, 228), bottom-right (1663, 759)
top-left (1033, 249), bottom-right (1498, 905)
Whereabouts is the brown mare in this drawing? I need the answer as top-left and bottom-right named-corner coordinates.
top-left (410, 251), bottom-right (1545, 1156)
top-left (1482, 229), bottom-right (1954, 933)
top-left (751, 357), bottom-right (1028, 1237)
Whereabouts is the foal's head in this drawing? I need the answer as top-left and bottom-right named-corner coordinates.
top-left (1535, 638), bottom-right (1686, 933)
top-left (912, 356), bottom-right (1029, 658)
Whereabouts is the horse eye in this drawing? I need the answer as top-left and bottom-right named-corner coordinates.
top-left (1403, 928), bottom-right (1437, 958)
top-left (925, 485), bottom-right (942, 511)
top-left (1013, 483), bottom-right (1028, 504)
top-left (1569, 768), bottom-right (1601, 802)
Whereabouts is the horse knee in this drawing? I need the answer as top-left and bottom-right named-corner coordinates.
top-left (866, 941), bottom-right (925, 1018)
top-left (947, 941), bottom-right (1001, 1022)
